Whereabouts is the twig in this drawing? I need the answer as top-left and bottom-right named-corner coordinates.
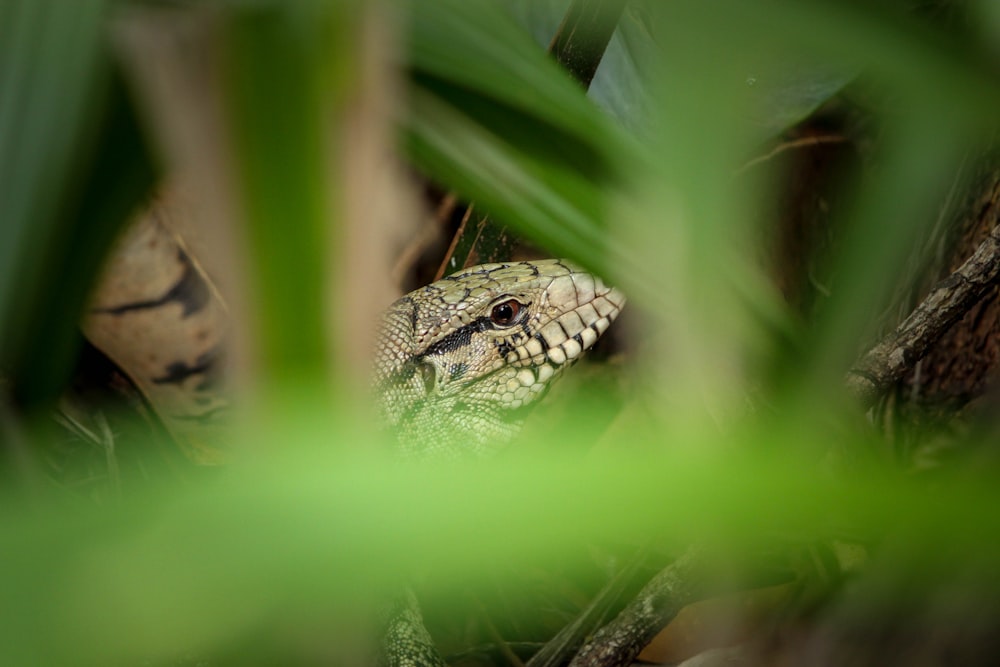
top-left (526, 549), bottom-right (650, 667)
top-left (567, 546), bottom-right (707, 667)
top-left (846, 218), bottom-right (1000, 409)
top-left (474, 595), bottom-right (525, 667)
top-left (735, 134), bottom-right (848, 175)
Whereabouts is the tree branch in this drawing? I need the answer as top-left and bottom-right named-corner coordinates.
top-left (846, 219), bottom-right (1000, 409)
top-left (526, 550), bottom-right (650, 667)
top-left (567, 547), bottom-right (707, 667)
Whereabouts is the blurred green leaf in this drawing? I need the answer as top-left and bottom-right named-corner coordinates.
top-left (222, 3), bottom-right (355, 393)
top-left (404, 0), bottom-right (634, 277)
top-left (404, 86), bottom-right (619, 276)
top-left (3, 0), bottom-right (1000, 663)
top-left (407, 0), bottom-right (615, 145)
top-left (3, 423), bottom-right (1000, 663)
top-left (0, 0), bottom-right (155, 408)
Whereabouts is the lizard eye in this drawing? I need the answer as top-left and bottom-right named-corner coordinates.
top-left (490, 299), bottom-right (523, 327)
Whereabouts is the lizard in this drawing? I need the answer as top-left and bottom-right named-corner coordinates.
top-left (374, 258), bottom-right (625, 460)
top-left (82, 206), bottom-right (231, 464)
top-left (81, 214), bottom-right (625, 664)
top-left (83, 215), bottom-right (624, 464)
top-left (373, 258), bottom-right (624, 665)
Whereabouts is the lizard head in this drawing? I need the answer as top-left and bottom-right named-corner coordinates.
top-left (373, 259), bottom-right (624, 459)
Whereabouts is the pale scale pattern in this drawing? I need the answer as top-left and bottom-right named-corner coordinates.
top-left (373, 259), bottom-right (625, 459)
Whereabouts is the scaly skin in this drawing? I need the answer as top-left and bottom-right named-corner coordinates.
top-left (374, 259), bottom-right (625, 459)
top-left (83, 211), bottom-right (230, 463)
top-left (84, 216), bottom-right (624, 665)
top-left (374, 259), bottom-right (624, 666)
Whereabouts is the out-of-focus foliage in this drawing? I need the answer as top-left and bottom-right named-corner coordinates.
top-left (0, 0), bottom-right (157, 407)
top-left (404, 0), bottom-right (633, 277)
top-left (2, 0), bottom-right (1000, 664)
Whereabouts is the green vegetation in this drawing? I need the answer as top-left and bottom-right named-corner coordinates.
top-left (2, 0), bottom-right (1000, 664)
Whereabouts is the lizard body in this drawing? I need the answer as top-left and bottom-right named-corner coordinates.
top-left (373, 259), bottom-right (623, 666)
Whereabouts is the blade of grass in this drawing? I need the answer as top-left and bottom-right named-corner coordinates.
top-left (221, 3), bottom-right (359, 398)
top-left (0, 0), bottom-right (156, 409)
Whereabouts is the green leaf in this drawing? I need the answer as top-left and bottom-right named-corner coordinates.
top-left (221, 2), bottom-right (359, 393)
top-left (404, 0), bottom-right (634, 276)
top-left (0, 0), bottom-right (156, 407)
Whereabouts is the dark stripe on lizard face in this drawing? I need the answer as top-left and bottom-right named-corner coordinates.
top-left (418, 316), bottom-right (492, 358)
